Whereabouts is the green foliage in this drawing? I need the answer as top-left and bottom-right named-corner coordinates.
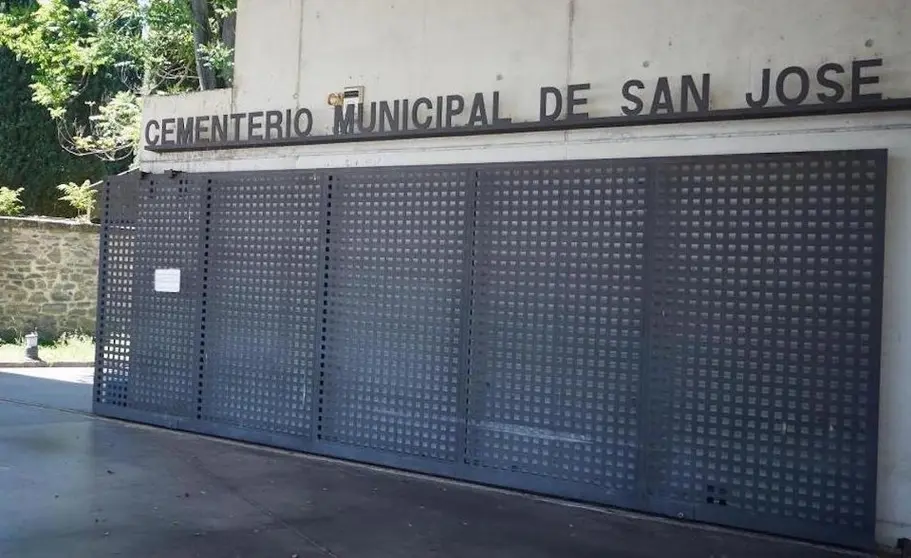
top-left (0, 332), bottom-right (95, 363)
top-left (57, 179), bottom-right (96, 221)
top-left (43, 332), bottom-right (95, 364)
top-left (197, 39), bottom-right (234, 85)
top-left (206, 0), bottom-right (235, 84)
top-left (74, 91), bottom-right (143, 161)
top-left (0, 0), bottom-right (236, 162)
top-left (0, 0), bottom-right (99, 113)
top-left (0, 42), bottom-right (116, 216)
top-left (0, 186), bottom-right (24, 216)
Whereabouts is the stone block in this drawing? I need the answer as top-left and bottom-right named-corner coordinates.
top-left (0, 218), bottom-right (99, 339)
top-left (46, 248), bottom-right (62, 263)
top-left (40, 303), bottom-right (69, 316)
top-left (50, 291), bottom-right (73, 302)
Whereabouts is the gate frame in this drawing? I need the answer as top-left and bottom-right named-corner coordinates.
top-left (94, 149), bottom-right (888, 549)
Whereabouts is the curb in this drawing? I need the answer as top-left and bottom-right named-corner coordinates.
top-left (0, 361), bottom-right (94, 368)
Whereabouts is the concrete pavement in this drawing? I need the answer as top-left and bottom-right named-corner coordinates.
top-left (0, 366), bottom-right (93, 412)
top-left (0, 368), bottom-right (873, 557)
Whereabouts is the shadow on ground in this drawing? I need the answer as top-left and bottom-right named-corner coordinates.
top-left (0, 367), bottom-right (93, 412)
top-left (0, 371), bottom-right (871, 558)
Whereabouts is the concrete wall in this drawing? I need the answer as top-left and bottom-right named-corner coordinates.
top-left (141, 0), bottom-right (911, 167)
top-left (0, 217), bottom-right (99, 341)
top-left (138, 0), bottom-right (911, 544)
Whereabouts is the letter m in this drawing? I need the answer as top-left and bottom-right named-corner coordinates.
top-left (333, 105), bottom-right (357, 135)
top-left (176, 117), bottom-right (195, 144)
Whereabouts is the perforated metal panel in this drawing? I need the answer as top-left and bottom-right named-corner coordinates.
top-left (94, 151), bottom-right (886, 548)
top-left (468, 162), bottom-right (648, 499)
top-left (94, 175), bottom-right (138, 408)
top-left (319, 168), bottom-right (471, 461)
top-left (201, 172), bottom-right (323, 436)
top-left (646, 151), bottom-right (886, 545)
top-left (127, 176), bottom-right (205, 417)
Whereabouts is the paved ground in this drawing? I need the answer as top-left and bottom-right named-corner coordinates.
top-left (0, 366), bottom-right (93, 412)
top-left (0, 368), bottom-right (872, 558)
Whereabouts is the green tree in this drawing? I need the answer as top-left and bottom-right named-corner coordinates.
top-left (0, 42), bottom-right (115, 215)
top-left (0, 0), bottom-right (236, 162)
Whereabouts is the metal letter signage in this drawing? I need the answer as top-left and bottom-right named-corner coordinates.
top-left (145, 57), bottom-right (911, 153)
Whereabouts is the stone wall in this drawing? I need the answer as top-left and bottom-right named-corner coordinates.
top-left (0, 217), bottom-right (99, 341)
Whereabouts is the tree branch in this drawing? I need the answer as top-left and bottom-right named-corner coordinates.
top-left (189, 0), bottom-right (216, 90)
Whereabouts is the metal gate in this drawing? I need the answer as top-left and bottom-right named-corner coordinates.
top-left (94, 150), bottom-right (886, 548)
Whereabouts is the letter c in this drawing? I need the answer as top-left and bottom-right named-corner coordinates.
top-left (144, 119), bottom-right (161, 146)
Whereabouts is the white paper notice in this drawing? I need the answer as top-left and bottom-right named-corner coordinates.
top-left (154, 269), bottom-right (181, 293)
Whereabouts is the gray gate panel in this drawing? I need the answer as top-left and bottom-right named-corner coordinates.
top-left (93, 152), bottom-right (886, 549)
top-left (126, 176), bottom-right (205, 418)
top-left (94, 175), bottom-right (138, 408)
top-left (647, 151), bottom-right (886, 547)
top-left (320, 167), bottom-right (471, 462)
top-left (201, 171), bottom-right (323, 438)
top-left (468, 162), bottom-right (648, 502)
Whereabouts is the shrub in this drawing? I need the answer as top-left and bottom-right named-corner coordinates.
top-left (0, 186), bottom-right (24, 216)
top-left (57, 180), bottom-right (97, 222)
top-left (0, 46), bottom-right (117, 217)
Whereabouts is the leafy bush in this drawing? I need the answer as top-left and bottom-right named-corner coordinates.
top-left (0, 186), bottom-right (24, 216)
top-left (57, 180), bottom-right (97, 222)
top-left (0, 0), bottom-right (236, 162)
top-left (0, 45), bottom-right (117, 217)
